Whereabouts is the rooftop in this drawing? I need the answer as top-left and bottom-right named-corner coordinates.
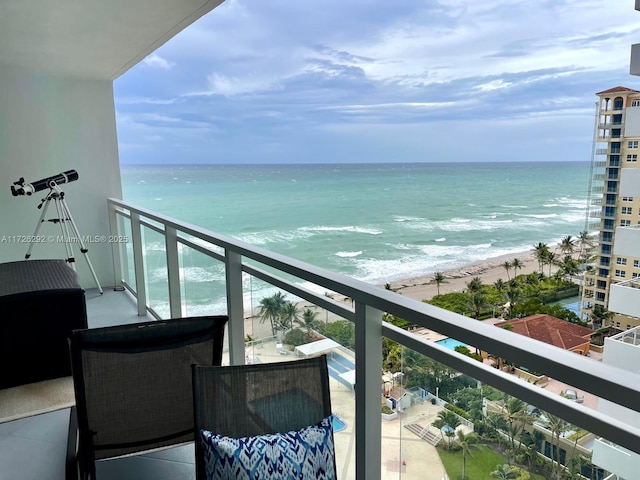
top-left (495, 314), bottom-right (595, 351)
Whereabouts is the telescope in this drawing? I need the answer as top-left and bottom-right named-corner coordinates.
top-left (11, 170), bottom-right (79, 196)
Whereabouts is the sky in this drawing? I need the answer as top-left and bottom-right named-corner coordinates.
top-left (114, 0), bottom-right (640, 165)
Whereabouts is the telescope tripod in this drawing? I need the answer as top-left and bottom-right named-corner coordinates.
top-left (25, 184), bottom-right (103, 294)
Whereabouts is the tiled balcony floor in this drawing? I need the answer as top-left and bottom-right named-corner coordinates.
top-left (0, 288), bottom-right (196, 480)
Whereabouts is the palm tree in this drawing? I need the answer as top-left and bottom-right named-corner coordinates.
top-left (465, 276), bottom-right (483, 293)
top-left (577, 230), bottom-right (593, 262)
top-left (280, 301), bottom-right (299, 331)
top-left (533, 242), bottom-right (550, 273)
top-left (503, 396), bottom-right (527, 457)
top-left (493, 278), bottom-right (505, 293)
top-left (434, 271), bottom-right (447, 295)
top-left (503, 260), bottom-right (512, 280)
top-left (490, 464), bottom-right (520, 479)
top-left (503, 287), bottom-right (521, 319)
top-left (434, 410), bottom-right (461, 450)
top-left (467, 292), bottom-right (487, 319)
top-left (590, 304), bottom-right (613, 328)
top-left (559, 235), bottom-right (576, 256)
top-left (521, 429), bottom-right (545, 470)
top-left (257, 291), bottom-right (286, 336)
top-left (456, 430), bottom-right (479, 479)
top-left (546, 413), bottom-right (568, 479)
top-left (511, 258), bottom-right (524, 277)
top-left (546, 251), bottom-right (558, 277)
top-left (560, 255), bottom-right (580, 280)
top-left (296, 307), bottom-right (320, 336)
top-left (485, 411), bottom-right (507, 449)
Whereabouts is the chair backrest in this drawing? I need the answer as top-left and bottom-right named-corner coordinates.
top-left (69, 315), bottom-right (227, 469)
top-left (192, 355), bottom-right (332, 480)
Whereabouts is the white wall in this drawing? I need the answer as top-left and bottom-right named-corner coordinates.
top-left (0, 68), bottom-right (122, 289)
top-left (619, 167), bottom-right (640, 197)
top-left (624, 106), bottom-right (640, 137)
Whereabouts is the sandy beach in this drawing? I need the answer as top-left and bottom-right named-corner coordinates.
top-left (384, 249), bottom-right (541, 303)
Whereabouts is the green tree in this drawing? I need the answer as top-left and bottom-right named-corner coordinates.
top-left (465, 276), bottom-right (483, 293)
top-left (434, 410), bottom-right (461, 450)
top-left (546, 251), bottom-right (558, 277)
top-left (590, 304), bottom-right (613, 328)
top-left (503, 287), bottom-right (522, 318)
top-left (485, 411), bottom-right (508, 449)
top-left (317, 319), bottom-right (355, 349)
top-left (546, 413), bottom-right (568, 479)
top-left (258, 291), bottom-right (287, 336)
top-left (434, 271), bottom-right (448, 295)
top-left (456, 429), bottom-right (479, 479)
top-left (503, 396), bottom-right (527, 458)
top-left (503, 261), bottom-right (512, 280)
top-left (511, 258), bottom-right (524, 276)
top-left (577, 230), bottom-right (593, 262)
top-left (559, 255), bottom-right (580, 280)
top-left (467, 291), bottom-right (487, 319)
top-left (296, 307), bottom-right (320, 336)
top-left (280, 301), bottom-right (299, 331)
top-left (533, 242), bottom-right (550, 274)
top-left (559, 235), bottom-right (576, 255)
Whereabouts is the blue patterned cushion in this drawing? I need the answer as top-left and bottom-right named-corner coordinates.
top-left (200, 415), bottom-right (336, 480)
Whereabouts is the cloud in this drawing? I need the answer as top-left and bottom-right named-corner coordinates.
top-left (142, 53), bottom-right (174, 70)
top-left (114, 0), bottom-right (640, 164)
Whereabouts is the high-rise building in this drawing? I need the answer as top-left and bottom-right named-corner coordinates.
top-left (581, 87), bottom-right (640, 330)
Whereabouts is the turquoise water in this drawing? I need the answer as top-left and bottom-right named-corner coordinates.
top-left (120, 162), bottom-right (591, 315)
top-left (435, 338), bottom-right (469, 351)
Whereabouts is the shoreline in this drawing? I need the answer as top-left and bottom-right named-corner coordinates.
top-left (384, 249), bottom-right (541, 303)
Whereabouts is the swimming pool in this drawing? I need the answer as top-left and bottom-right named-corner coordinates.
top-left (332, 414), bottom-right (346, 433)
top-left (435, 337), bottom-right (469, 351)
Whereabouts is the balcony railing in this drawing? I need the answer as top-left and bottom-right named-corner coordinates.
top-left (107, 198), bottom-right (640, 479)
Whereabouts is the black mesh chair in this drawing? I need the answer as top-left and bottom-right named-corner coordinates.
top-left (192, 355), bottom-right (333, 480)
top-left (66, 315), bottom-right (228, 480)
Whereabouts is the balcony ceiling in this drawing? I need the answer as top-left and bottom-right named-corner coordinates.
top-left (0, 0), bottom-right (223, 80)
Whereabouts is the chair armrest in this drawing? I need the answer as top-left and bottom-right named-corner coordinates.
top-left (66, 406), bottom-right (79, 480)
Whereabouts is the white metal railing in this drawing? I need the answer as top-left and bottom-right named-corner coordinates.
top-left (107, 198), bottom-right (640, 479)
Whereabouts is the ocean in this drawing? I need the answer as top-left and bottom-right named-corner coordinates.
top-left (120, 162), bottom-right (591, 315)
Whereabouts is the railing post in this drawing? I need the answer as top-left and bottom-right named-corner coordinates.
top-left (354, 302), bottom-right (382, 480)
top-left (225, 250), bottom-right (245, 365)
top-left (165, 226), bottom-right (182, 318)
top-left (130, 212), bottom-right (148, 317)
top-left (107, 202), bottom-right (123, 290)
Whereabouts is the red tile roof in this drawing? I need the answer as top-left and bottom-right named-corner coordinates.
top-left (596, 86), bottom-right (640, 95)
top-left (494, 314), bottom-right (594, 351)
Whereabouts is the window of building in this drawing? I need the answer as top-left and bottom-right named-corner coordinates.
top-left (633, 273), bottom-right (640, 279)
top-left (616, 322), bottom-right (621, 329)
top-left (628, 325), bottom-right (632, 330)
top-left (596, 292), bottom-right (605, 301)
top-left (614, 98), bottom-right (624, 109)
top-left (627, 154), bottom-right (638, 162)
top-left (634, 259), bottom-right (640, 268)
top-left (617, 258), bottom-right (628, 265)
top-left (633, 99), bottom-right (640, 107)
top-left (622, 196), bottom-right (634, 202)
top-left (597, 280), bottom-right (607, 289)
top-left (620, 219), bottom-right (631, 227)
top-left (622, 207), bottom-right (633, 215)
top-left (629, 140), bottom-right (639, 149)
top-left (615, 269), bottom-right (626, 278)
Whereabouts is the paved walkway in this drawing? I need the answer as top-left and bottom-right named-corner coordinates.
top-left (247, 339), bottom-right (451, 479)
